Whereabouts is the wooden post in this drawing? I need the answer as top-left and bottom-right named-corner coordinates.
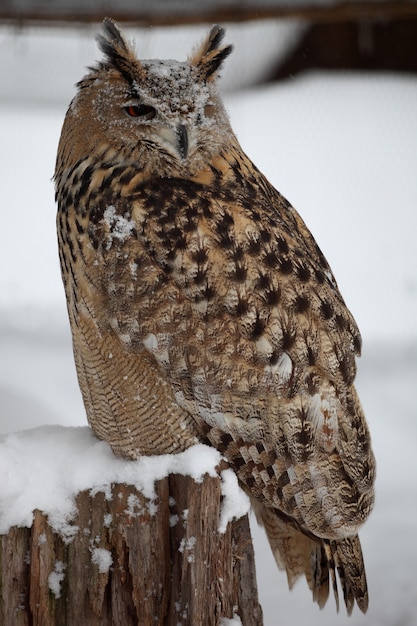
top-left (0, 471), bottom-right (263, 626)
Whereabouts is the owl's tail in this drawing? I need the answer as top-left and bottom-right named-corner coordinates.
top-left (253, 500), bottom-right (368, 615)
top-left (325, 535), bottom-right (369, 614)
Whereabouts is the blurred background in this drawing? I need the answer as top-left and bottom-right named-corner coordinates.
top-left (1, 1), bottom-right (417, 624)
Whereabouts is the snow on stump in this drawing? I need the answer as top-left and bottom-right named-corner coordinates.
top-left (0, 428), bottom-right (263, 626)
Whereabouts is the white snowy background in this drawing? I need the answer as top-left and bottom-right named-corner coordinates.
top-left (1, 19), bottom-right (417, 625)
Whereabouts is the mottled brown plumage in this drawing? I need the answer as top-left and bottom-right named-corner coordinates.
top-left (55, 18), bottom-right (376, 614)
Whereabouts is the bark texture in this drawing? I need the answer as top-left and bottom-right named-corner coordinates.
top-left (0, 473), bottom-right (263, 626)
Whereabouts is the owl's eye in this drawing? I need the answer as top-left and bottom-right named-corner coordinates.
top-left (124, 104), bottom-right (156, 120)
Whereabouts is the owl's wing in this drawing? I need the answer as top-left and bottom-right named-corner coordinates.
top-left (95, 170), bottom-right (375, 611)
top-left (123, 175), bottom-right (374, 520)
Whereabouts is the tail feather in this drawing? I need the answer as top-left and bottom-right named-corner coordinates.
top-left (329, 536), bottom-right (369, 614)
top-left (323, 540), bottom-right (340, 612)
top-left (252, 500), bottom-right (330, 608)
top-left (254, 500), bottom-right (369, 614)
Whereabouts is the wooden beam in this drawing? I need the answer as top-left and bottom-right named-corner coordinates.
top-left (1, 2), bottom-right (417, 28)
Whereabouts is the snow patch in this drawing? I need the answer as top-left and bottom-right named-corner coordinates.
top-left (0, 428), bottom-right (229, 538)
top-left (219, 469), bottom-right (250, 533)
top-left (48, 561), bottom-right (66, 598)
top-left (103, 513), bottom-right (112, 527)
top-left (178, 536), bottom-right (196, 563)
top-left (37, 532), bottom-right (47, 546)
top-left (91, 547), bottom-right (113, 574)
top-left (103, 205), bottom-right (136, 249)
top-left (125, 493), bottom-right (145, 518)
top-left (170, 513), bottom-right (179, 527)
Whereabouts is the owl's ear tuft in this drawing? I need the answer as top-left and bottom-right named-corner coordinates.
top-left (96, 17), bottom-right (146, 82)
top-left (189, 25), bottom-right (233, 82)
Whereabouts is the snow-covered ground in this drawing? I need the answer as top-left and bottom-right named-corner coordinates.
top-left (1, 21), bottom-right (417, 625)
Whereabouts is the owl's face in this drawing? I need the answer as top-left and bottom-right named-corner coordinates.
top-left (65, 22), bottom-right (234, 178)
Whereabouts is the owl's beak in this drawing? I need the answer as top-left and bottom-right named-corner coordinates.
top-left (176, 124), bottom-right (189, 160)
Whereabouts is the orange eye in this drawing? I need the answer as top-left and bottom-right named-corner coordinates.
top-left (124, 105), bottom-right (156, 120)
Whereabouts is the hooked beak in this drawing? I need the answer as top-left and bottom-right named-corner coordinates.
top-left (176, 124), bottom-right (189, 160)
top-left (158, 123), bottom-right (189, 160)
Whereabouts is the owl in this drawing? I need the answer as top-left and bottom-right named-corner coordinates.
top-left (55, 18), bottom-right (376, 615)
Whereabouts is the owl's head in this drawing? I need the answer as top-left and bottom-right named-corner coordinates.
top-left (61, 18), bottom-right (234, 177)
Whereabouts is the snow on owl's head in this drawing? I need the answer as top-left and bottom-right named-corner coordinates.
top-left (63, 18), bottom-right (234, 177)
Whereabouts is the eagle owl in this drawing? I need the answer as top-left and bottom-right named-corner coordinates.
top-left (55, 18), bottom-right (376, 615)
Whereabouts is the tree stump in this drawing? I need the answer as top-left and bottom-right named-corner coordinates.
top-left (0, 471), bottom-right (263, 626)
